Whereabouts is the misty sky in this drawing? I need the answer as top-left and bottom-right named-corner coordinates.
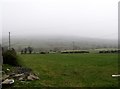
top-left (1, 0), bottom-right (119, 42)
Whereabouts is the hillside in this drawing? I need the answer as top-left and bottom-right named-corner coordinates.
top-left (2, 35), bottom-right (118, 51)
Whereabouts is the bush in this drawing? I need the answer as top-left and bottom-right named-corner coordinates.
top-left (40, 52), bottom-right (46, 54)
top-left (61, 50), bottom-right (89, 54)
top-left (2, 49), bottom-right (19, 66)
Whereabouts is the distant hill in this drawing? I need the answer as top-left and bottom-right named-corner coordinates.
top-left (2, 35), bottom-right (118, 51)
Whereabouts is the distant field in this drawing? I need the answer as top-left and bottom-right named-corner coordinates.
top-left (15, 53), bottom-right (118, 87)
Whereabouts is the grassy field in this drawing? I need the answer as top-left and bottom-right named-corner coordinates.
top-left (14, 53), bottom-right (118, 87)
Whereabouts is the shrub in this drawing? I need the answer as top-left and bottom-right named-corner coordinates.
top-left (40, 52), bottom-right (46, 54)
top-left (2, 49), bottom-right (19, 66)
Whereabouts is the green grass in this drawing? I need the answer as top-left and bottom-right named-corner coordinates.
top-left (15, 53), bottom-right (118, 87)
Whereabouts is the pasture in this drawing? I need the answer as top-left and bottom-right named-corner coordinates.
top-left (15, 53), bottom-right (118, 87)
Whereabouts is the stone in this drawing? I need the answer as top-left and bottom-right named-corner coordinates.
top-left (2, 66), bottom-right (39, 84)
top-left (2, 75), bottom-right (9, 81)
top-left (14, 73), bottom-right (24, 77)
top-left (7, 69), bottom-right (10, 71)
top-left (27, 76), bottom-right (34, 81)
top-left (18, 77), bottom-right (24, 81)
top-left (27, 74), bottom-right (39, 81)
top-left (2, 79), bottom-right (14, 84)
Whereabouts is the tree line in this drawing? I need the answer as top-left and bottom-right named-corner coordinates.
top-left (21, 47), bottom-right (33, 54)
top-left (99, 50), bottom-right (120, 53)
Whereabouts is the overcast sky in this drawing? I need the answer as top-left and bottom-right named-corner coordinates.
top-left (1, 0), bottom-right (119, 41)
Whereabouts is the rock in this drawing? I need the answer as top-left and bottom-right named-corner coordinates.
top-left (27, 74), bottom-right (39, 81)
top-left (2, 66), bottom-right (39, 83)
top-left (18, 77), bottom-right (24, 81)
top-left (2, 75), bottom-right (9, 81)
top-left (7, 69), bottom-right (10, 71)
top-left (13, 73), bottom-right (27, 81)
top-left (2, 79), bottom-right (14, 84)
top-left (27, 76), bottom-right (34, 81)
top-left (14, 73), bottom-right (24, 77)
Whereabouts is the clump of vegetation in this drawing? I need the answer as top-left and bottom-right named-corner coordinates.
top-left (40, 52), bottom-right (47, 54)
top-left (61, 50), bottom-right (89, 54)
top-left (2, 48), bottom-right (19, 66)
top-left (21, 46), bottom-right (33, 54)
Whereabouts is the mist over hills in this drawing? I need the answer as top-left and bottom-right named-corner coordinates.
top-left (2, 35), bottom-right (118, 51)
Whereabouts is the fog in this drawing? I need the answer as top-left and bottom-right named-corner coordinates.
top-left (1, 0), bottom-right (119, 42)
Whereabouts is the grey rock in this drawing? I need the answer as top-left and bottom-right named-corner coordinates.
top-left (18, 77), bottom-right (24, 81)
top-left (2, 75), bottom-right (9, 81)
top-left (14, 73), bottom-right (24, 77)
top-left (2, 79), bottom-right (14, 84)
top-left (27, 74), bottom-right (39, 81)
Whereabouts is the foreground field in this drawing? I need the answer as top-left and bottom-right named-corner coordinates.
top-left (16, 53), bottom-right (118, 87)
